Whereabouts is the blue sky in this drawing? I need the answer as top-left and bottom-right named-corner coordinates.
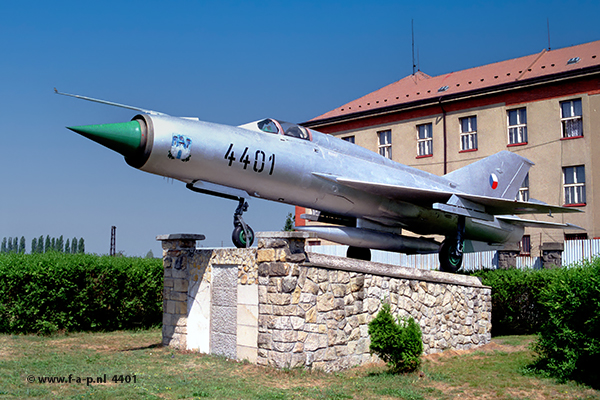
top-left (1, 0), bottom-right (599, 256)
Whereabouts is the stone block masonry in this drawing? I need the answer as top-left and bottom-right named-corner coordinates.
top-left (158, 232), bottom-right (491, 372)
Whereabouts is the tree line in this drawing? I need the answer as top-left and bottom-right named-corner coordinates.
top-left (1, 236), bottom-right (85, 254)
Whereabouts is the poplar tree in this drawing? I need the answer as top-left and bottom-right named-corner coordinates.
top-left (19, 237), bottom-right (25, 253)
top-left (1, 238), bottom-right (6, 253)
top-left (78, 238), bottom-right (85, 254)
top-left (65, 239), bottom-right (70, 254)
top-left (38, 235), bottom-right (44, 253)
top-left (31, 238), bottom-right (37, 254)
top-left (57, 235), bottom-right (64, 253)
top-left (8, 237), bottom-right (13, 253)
top-left (72, 237), bottom-right (78, 253)
top-left (45, 236), bottom-right (51, 253)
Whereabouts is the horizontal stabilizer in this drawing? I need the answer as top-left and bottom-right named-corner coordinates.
top-left (457, 193), bottom-right (582, 216)
top-left (497, 215), bottom-right (584, 230)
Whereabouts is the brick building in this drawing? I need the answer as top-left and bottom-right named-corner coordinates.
top-left (300, 40), bottom-right (600, 257)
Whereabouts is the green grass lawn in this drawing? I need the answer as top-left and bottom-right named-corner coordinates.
top-left (0, 329), bottom-right (598, 399)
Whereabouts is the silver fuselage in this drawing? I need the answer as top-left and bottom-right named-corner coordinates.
top-left (135, 114), bottom-right (522, 245)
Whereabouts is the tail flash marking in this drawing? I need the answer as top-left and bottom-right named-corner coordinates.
top-left (489, 173), bottom-right (499, 190)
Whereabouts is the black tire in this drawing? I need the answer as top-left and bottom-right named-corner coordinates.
top-left (346, 246), bottom-right (371, 261)
top-left (439, 240), bottom-right (463, 273)
top-left (232, 225), bottom-right (254, 248)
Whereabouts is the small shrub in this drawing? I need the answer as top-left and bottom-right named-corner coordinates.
top-left (531, 260), bottom-right (600, 387)
top-left (368, 302), bottom-right (423, 373)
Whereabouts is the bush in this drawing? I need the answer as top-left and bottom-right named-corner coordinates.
top-left (368, 302), bottom-right (423, 373)
top-left (531, 260), bottom-right (600, 387)
top-left (0, 252), bottom-right (163, 334)
top-left (471, 268), bottom-right (559, 336)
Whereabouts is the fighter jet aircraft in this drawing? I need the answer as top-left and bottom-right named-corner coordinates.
top-left (57, 90), bottom-right (581, 272)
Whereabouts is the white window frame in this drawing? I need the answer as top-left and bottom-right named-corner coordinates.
top-left (516, 173), bottom-right (529, 202)
top-left (378, 130), bottom-right (392, 159)
top-left (560, 99), bottom-right (583, 138)
top-left (508, 108), bottom-right (527, 145)
top-left (459, 116), bottom-right (477, 151)
top-left (417, 123), bottom-right (433, 157)
top-left (563, 165), bottom-right (586, 205)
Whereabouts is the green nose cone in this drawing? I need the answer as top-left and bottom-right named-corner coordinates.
top-left (68, 120), bottom-right (142, 158)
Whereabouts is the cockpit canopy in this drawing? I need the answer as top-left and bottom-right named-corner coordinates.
top-left (241, 118), bottom-right (312, 141)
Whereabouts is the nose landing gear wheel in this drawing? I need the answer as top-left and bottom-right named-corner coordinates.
top-left (231, 197), bottom-right (254, 248)
top-left (184, 182), bottom-right (255, 249)
top-left (232, 224), bottom-right (254, 248)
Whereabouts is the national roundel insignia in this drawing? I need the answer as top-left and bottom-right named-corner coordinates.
top-left (489, 173), bottom-right (499, 190)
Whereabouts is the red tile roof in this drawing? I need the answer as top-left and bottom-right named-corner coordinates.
top-left (311, 40), bottom-right (600, 122)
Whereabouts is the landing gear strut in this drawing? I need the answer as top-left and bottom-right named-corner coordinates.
top-left (231, 198), bottom-right (254, 248)
top-left (185, 182), bottom-right (254, 249)
top-left (439, 216), bottom-right (465, 273)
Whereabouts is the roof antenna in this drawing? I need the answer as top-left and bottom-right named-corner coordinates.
top-left (412, 19), bottom-right (416, 75)
top-left (547, 18), bottom-right (551, 50)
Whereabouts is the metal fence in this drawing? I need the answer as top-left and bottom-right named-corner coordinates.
top-left (307, 239), bottom-right (600, 271)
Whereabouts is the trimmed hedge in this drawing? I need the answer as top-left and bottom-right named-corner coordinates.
top-left (0, 252), bottom-right (163, 334)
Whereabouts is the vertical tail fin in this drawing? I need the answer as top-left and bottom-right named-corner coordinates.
top-left (444, 151), bottom-right (532, 199)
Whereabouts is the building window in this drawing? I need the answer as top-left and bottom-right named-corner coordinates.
top-left (560, 99), bottom-right (583, 138)
top-left (508, 108), bottom-right (527, 145)
top-left (417, 123), bottom-right (433, 157)
top-left (516, 173), bottom-right (529, 202)
top-left (342, 136), bottom-right (355, 144)
top-left (563, 165), bottom-right (586, 205)
top-left (459, 116), bottom-right (477, 151)
top-left (378, 130), bottom-right (392, 159)
top-left (565, 233), bottom-right (588, 241)
top-left (519, 235), bottom-right (531, 256)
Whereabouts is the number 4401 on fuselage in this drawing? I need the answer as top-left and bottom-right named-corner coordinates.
top-left (57, 90), bottom-right (582, 273)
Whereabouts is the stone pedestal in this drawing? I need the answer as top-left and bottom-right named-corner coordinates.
top-left (541, 242), bottom-right (564, 269)
top-left (157, 234), bottom-right (206, 349)
top-left (157, 233), bottom-right (260, 361)
top-left (157, 231), bottom-right (492, 372)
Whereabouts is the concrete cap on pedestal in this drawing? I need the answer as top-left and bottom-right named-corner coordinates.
top-left (156, 234), bottom-right (206, 241)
